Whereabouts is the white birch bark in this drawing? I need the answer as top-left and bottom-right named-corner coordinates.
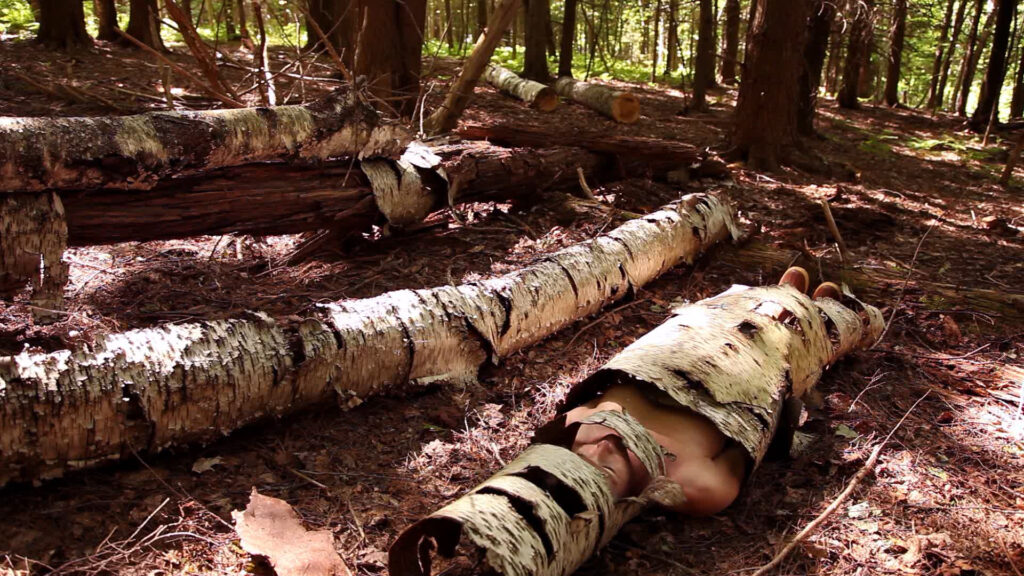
top-left (552, 77), bottom-right (641, 123)
top-left (484, 64), bottom-right (560, 111)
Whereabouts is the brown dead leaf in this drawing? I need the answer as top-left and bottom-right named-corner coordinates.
top-left (233, 489), bottom-right (351, 576)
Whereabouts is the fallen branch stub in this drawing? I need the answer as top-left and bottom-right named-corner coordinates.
top-left (0, 193), bottom-right (741, 486)
top-left (0, 88), bottom-right (410, 194)
top-left (390, 283), bottom-right (885, 576)
top-left (483, 64), bottom-right (559, 112)
top-left (552, 77), bottom-right (640, 124)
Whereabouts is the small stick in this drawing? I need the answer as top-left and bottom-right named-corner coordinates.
top-left (749, 391), bottom-right (930, 576)
top-left (577, 167), bottom-right (596, 199)
top-left (820, 199), bottom-right (849, 266)
top-left (162, 65), bottom-right (176, 110)
top-left (982, 104), bottom-right (998, 147)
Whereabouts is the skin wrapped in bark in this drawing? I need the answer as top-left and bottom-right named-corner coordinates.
top-left (552, 77), bottom-right (640, 124)
top-left (0, 193), bottom-right (740, 486)
top-left (390, 284), bottom-right (883, 576)
top-left (0, 88), bottom-right (411, 193)
top-left (484, 64), bottom-right (560, 111)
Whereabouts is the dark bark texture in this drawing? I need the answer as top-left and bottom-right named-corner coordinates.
top-left (692, 0), bottom-right (715, 110)
top-left (884, 0), bottom-right (907, 106)
top-left (94, 0), bottom-right (120, 41)
top-left (720, 0), bottom-right (741, 83)
top-left (123, 0), bottom-right (165, 50)
top-left (838, 0), bottom-right (874, 109)
top-left (36, 0), bottom-right (92, 49)
top-left (798, 0), bottom-right (836, 134)
top-left (522, 0), bottom-right (551, 81)
top-left (970, 0), bottom-right (1018, 128)
top-left (558, 0), bottom-right (579, 77)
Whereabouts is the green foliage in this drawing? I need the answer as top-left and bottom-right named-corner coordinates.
top-left (0, 0), bottom-right (36, 37)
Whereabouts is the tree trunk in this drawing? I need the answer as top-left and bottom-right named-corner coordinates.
top-left (0, 90), bottom-right (410, 194)
top-left (664, 0), bottom-right (678, 74)
top-left (236, 0), bottom-right (253, 50)
top-left (936, 0), bottom-right (969, 107)
top-left (353, 0), bottom-right (428, 117)
top-left (390, 280), bottom-right (884, 576)
top-left (0, 193), bottom-right (68, 322)
top-left (970, 0), bottom-right (1018, 129)
top-left (552, 77), bottom-right (640, 123)
top-left (955, 0), bottom-right (985, 113)
top-left (303, 0), bottom-right (359, 63)
top-left (732, 0), bottom-right (810, 169)
top-left (884, 0), bottom-right (907, 106)
top-left (523, 0), bottom-right (550, 81)
top-left (926, 0), bottom-right (957, 108)
top-left (123, 0), bottom-right (165, 51)
top-left (558, 0), bottom-right (578, 77)
top-left (477, 0), bottom-right (487, 34)
top-left (797, 0), bottom-right (836, 135)
top-left (424, 0), bottom-right (522, 135)
top-left (94, 0), bottom-right (120, 41)
top-left (0, 194), bottom-right (741, 486)
top-left (650, 0), bottom-right (661, 83)
top-left (445, 0), bottom-right (454, 47)
top-left (958, 4), bottom-right (995, 115)
top-left (692, 0), bottom-right (715, 110)
top-left (1011, 42), bottom-right (1024, 117)
top-left (484, 63), bottom-right (558, 109)
top-left (36, 0), bottom-right (92, 49)
top-left (838, 0), bottom-right (873, 109)
top-left (720, 0), bottom-right (740, 83)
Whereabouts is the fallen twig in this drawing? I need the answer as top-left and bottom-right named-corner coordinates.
top-left (820, 199), bottom-right (849, 266)
top-left (577, 167), bottom-right (596, 199)
top-left (749, 391), bottom-right (930, 576)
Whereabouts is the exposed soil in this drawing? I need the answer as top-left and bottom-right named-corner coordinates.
top-left (1, 39), bottom-right (1022, 576)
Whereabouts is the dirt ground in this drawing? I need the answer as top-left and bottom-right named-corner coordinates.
top-left (1, 38), bottom-right (1023, 576)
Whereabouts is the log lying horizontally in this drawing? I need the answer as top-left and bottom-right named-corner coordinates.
top-left (0, 89), bottom-right (410, 194)
top-left (390, 284), bottom-right (885, 576)
top-left (553, 77), bottom-right (640, 124)
top-left (483, 64), bottom-right (559, 111)
top-left (0, 193), bottom-right (741, 486)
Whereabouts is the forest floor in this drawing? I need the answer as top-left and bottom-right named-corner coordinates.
top-left (1, 39), bottom-right (1023, 576)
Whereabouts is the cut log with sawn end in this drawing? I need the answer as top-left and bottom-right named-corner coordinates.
top-left (553, 77), bottom-right (641, 123)
top-left (484, 64), bottom-right (559, 111)
top-left (0, 193), bottom-right (741, 487)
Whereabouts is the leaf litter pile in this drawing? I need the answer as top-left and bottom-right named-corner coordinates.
top-left (1, 42), bottom-right (1023, 576)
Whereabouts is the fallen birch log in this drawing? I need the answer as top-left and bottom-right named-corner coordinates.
top-left (552, 77), bottom-right (640, 124)
top-left (390, 283), bottom-right (884, 576)
top-left (0, 193), bottom-right (741, 486)
top-left (0, 88), bottom-right (410, 194)
top-left (483, 64), bottom-right (559, 111)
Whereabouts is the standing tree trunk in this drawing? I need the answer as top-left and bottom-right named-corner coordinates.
top-left (36, 0), bottom-right (92, 49)
top-left (797, 0), bottom-right (836, 135)
top-left (926, 0), bottom-right (957, 108)
top-left (236, 0), bottom-right (253, 50)
top-left (123, 0), bottom-right (165, 50)
top-left (94, 0), bottom-right (120, 41)
top-left (558, 0), bottom-right (578, 77)
top-left (884, 0), bottom-right (907, 106)
top-left (650, 0), bottom-right (661, 83)
top-left (732, 0), bottom-right (810, 169)
top-left (1010, 43), bottom-right (1024, 117)
top-left (936, 0), bottom-right (969, 107)
top-left (664, 0), bottom-right (679, 75)
top-left (477, 0), bottom-right (487, 35)
top-left (838, 0), bottom-right (873, 109)
top-left (444, 0), bottom-right (454, 48)
top-left (692, 0), bottom-right (715, 109)
top-left (353, 0), bottom-right (428, 117)
top-left (522, 0), bottom-right (550, 81)
top-left (957, 5), bottom-right (995, 115)
top-left (970, 0), bottom-right (1018, 129)
top-left (720, 0), bottom-right (740, 83)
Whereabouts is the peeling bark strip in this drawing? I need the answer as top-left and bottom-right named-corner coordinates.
top-left (552, 77), bottom-right (640, 124)
top-left (0, 194), bottom-right (739, 486)
top-left (484, 64), bottom-right (560, 111)
top-left (0, 193), bottom-right (68, 321)
top-left (390, 285), bottom-right (882, 576)
top-left (0, 89), bottom-right (411, 193)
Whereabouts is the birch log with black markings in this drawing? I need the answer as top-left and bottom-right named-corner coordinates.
top-left (484, 64), bottom-right (560, 111)
top-left (390, 284), bottom-right (884, 576)
top-left (0, 193), bottom-right (740, 486)
top-left (552, 77), bottom-right (641, 123)
top-left (0, 88), bottom-right (410, 194)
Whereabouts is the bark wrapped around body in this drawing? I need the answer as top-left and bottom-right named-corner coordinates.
top-left (0, 193), bottom-right (740, 486)
top-left (484, 64), bottom-right (559, 111)
top-left (389, 284), bottom-right (883, 576)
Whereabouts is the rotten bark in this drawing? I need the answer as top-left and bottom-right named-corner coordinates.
top-left (552, 77), bottom-right (640, 123)
top-left (390, 281), bottom-right (884, 576)
top-left (0, 193), bottom-right (741, 486)
top-left (483, 64), bottom-right (559, 111)
top-left (0, 89), bottom-right (410, 194)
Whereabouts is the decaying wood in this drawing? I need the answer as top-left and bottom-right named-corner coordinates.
top-left (456, 123), bottom-right (729, 177)
top-left (424, 0), bottom-right (522, 135)
top-left (483, 64), bottom-right (559, 111)
top-left (552, 77), bottom-right (640, 123)
top-left (0, 192), bottom-right (68, 322)
top-left (0, 88), bottom-right (410, 193)
top-left (0, 193), bottom-right (740, 486)
top-left (390, 282), bottom-right (884, 576)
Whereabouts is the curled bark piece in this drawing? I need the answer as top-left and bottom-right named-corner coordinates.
top-left (391, 286), bottom-right (882, 576)
top-left (0, 193), bottom-right (740, 486)
top-left (484, 64), bottom-right (559, 111)
top-left (0, 89), bottom-right (410, 193)
top-left (552, 77), bottom-right (640, 124)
